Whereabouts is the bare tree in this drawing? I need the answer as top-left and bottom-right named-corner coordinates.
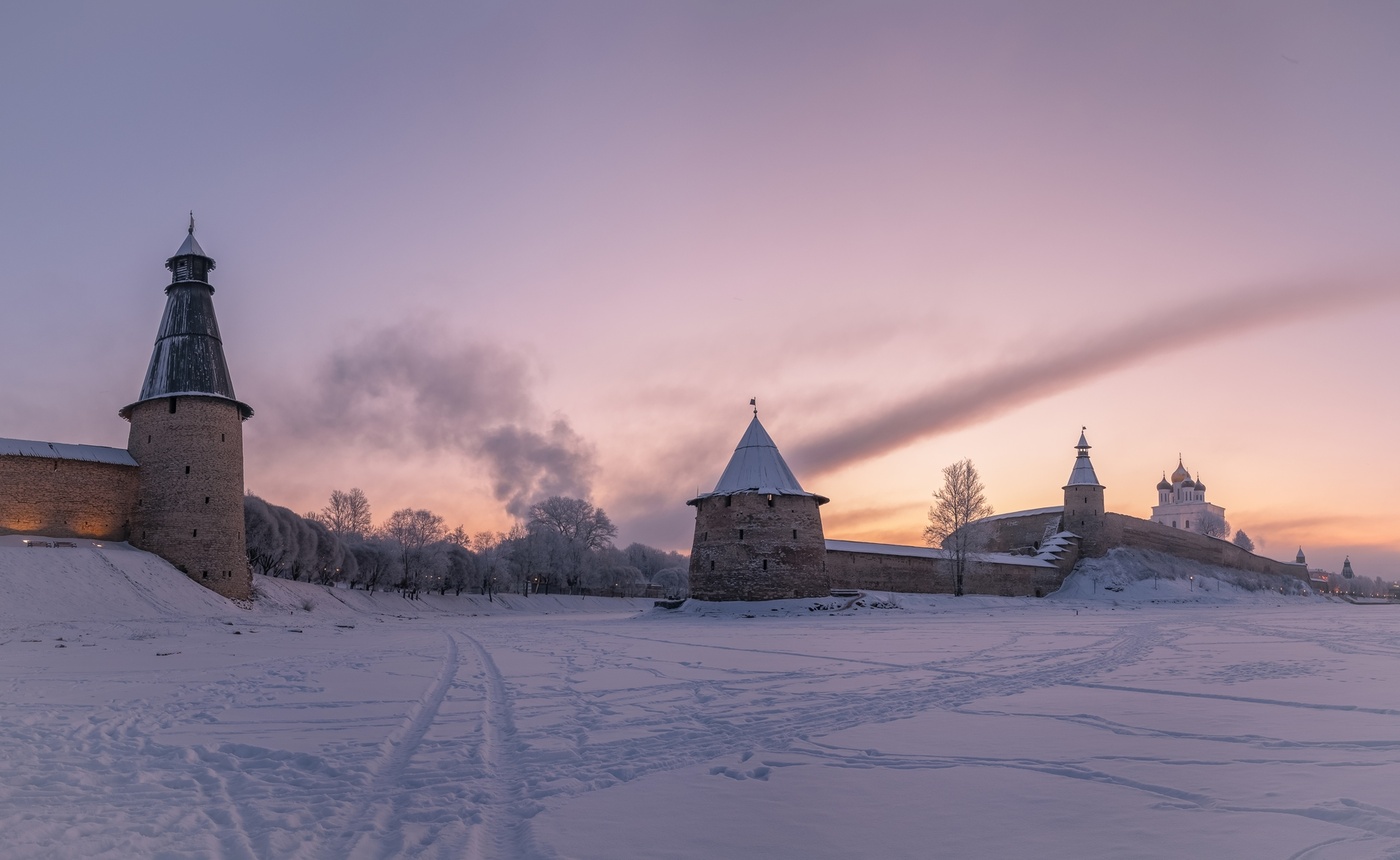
top-left (320, 488), bottom-right (373, 538)
top-left (527, 496), bottom-right (618, 594)
top-left (382, 508), bottom-right (446, 594)
top-left (1231, 530), bottom-right (1255, 552)
top-left (1197, 511), bottom-right (1232, 539)
top-left (923, 459), bottom-right (993, 597)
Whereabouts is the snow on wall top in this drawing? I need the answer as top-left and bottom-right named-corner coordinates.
top-left (0, 437), bottom-right (137, 467)
top-left (689, 415), bottom-right (827, 503)
top-left (971, 505), bottom-right (1063, 524)
top-left (825, 538), bottom-right (1056, 568)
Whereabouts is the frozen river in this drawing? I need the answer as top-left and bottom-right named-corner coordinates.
top-left (1, 557), bottom-right (1398, 859)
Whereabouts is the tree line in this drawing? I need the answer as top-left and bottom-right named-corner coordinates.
top-left (244, 488), bottom-right (688, 598)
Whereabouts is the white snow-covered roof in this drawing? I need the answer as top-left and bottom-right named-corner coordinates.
top-left (825, 539), bottom-right (1056, 568)
top-left (690, 416), bottom-right (827, 503)
top-left (0, 437), bottom-right (137, 467)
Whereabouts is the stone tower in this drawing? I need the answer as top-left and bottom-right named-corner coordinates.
top-left (687, 412), bottom-right (830, 601)
top-left (120, 220), bottom-right (254, 599)
top-left (1062, 429), bottom-right (1107, 557)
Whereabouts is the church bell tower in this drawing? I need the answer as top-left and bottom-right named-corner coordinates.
top-left (121, 218), bottom-right (254, 599)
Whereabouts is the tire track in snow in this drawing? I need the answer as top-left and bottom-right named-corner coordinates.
top-left (318, 630), bottom-right (460, 860)
top-left (460, 633), bottom-right (555, 860)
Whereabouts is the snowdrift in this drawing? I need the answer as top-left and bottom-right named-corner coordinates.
top-left (0, 535), bottom-right (654, 624)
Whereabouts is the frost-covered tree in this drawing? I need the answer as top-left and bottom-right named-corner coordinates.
top-left (319, 488), bottom-right (372, 538)
top-left (527, 497), bottom-right (617, 594)
top-left (924, 459), bottom-right (993, 597)
top-left (1198, 511), bottom-right (1232, 539)
top-left (1231, 530), bottom-right (1255, 552)
top-left (349, 537), bottom-right (398, 593)
top-left (382, 508), bottom-right (446, 594)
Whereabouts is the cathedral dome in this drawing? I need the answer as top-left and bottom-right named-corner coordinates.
top-left (1170, 460), bottom-right (1190, 483)
top-left (1156, 475), bottom-right (1171, 491)
top-left (1181, 478), bottom-right (1196, 489)
top-left (1194, 477), bottom-right (1206, 492)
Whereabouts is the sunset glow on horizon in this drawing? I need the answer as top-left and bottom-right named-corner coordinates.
top-left (2, 3), bottom-right (1398, 577)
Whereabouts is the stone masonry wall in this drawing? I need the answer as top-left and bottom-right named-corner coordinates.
top-left (826, 550), bottom-right (1073, 598)
top-left (127, 396), bottom-right (251, 600)
top-left (1103, 513), bottom-right (1308, 581)
top-left (0, 456), bottom-right (138, 541)
top-left (688, 492), bottom-right (829, 600)
top-left (961, 509), bottom-right (1064, 554)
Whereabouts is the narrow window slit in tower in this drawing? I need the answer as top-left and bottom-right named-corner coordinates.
top-left (793, 529), bottom-right (797, 539)
top-left (767, 495), bottom-right (774, 507)
top-left (169, 397), bottom-right (177, 414)
top-left (192, 529), bottom-right (197, 537)
top-left (185, 466), bottom-right (191, 474)
top-left (762, 560), bottom-right (768, 570)
top-left (205, 497), bottom-right (210, 504)
top-left (738, 529), bottom-right (744, 540)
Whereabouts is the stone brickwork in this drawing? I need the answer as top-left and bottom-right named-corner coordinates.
top-left (826, 550), bottom-right (1072, 597)
top-left (960, 508), bottom-right (1064, 554)
top-left (688, 493), bottom-right (829, 600)
top-left (127, 396), bottom-right (250, 600)
top-left (1063, 483), bottom-right (1107, 557)
top-left (0, 457), bottom-right (138, 540)
top-left (1103, 514), bottom-right (1309, 581)
top-left (963, 508), bottom-right (1309, 585)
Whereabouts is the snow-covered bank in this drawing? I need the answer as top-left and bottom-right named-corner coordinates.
top-left (1049, 547), bottom-right (1317, 605)
top-left (0, 538), bottom-right (654, 624)
top-left (5, 538), bottom-right (1397, 859)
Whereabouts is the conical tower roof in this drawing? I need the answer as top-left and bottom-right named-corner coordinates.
top-left (120, 223), bottom-right (252, 419)
top-left (689, 415), bottom-right (828, 504)
top-left (1064, 428), bottom-right (1103, 488)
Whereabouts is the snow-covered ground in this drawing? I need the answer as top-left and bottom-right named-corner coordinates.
top-left (2, 542), bottom-right (1398, 859)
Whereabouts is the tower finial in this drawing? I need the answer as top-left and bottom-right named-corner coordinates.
top-left (188, 211), bottom-right (195, 235)
top-left (750, 397), bottom-right (757, 416)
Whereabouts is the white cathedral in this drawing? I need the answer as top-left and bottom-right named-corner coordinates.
top-left (1151, 457), bottom-right (1228, 535)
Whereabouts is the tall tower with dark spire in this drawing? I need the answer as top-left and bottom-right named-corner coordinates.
top-left (687, 411), bottom-right (830, 600)
top-left (1063, 429), bottom-right (1107, 557)
top-left (121, 220), bottom-right (253, 599)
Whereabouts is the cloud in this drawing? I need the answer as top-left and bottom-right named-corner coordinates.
top-left (277, 320), bottom-right (595, 517)
top-left (790, 276), bottom-right (1399, 476)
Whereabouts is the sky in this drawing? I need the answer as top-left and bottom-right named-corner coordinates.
top-left (2, 2), bottom-right (1398, 576)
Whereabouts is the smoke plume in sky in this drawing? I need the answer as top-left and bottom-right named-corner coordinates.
top-left (791, 277), bottom-right (1398, 477)
top-left (284, 322), bottom-right (595, 517)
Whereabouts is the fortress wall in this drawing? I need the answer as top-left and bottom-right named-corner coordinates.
top-left (964, 509), bottom-right (1064, 553)
top-left (1104, 513), bottom-right (1308, 581)
top-left (826, 550), bottom-right (1072, 597)
top-left (0, 456), bottom-right (138, 541)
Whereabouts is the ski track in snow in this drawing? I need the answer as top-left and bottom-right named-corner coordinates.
top-left (4, 596), bottom-right (1400, 858)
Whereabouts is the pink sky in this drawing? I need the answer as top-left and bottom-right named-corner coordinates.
top-left (1, 3), bottom-right (1397, 576)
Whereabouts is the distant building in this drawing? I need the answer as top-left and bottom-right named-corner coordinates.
top-left (1150, 458), bottom-right (1227, 535)
top-left (684, 419), bottom-right (1309, 602)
